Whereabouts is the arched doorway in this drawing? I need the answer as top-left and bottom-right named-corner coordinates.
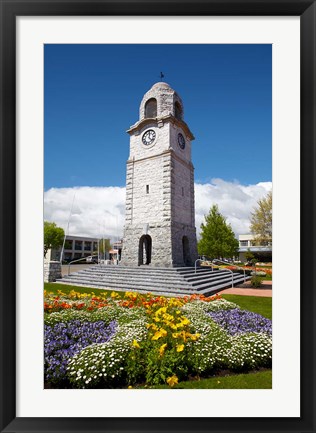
top-left (182, 236), bottom-right (191, 266)
top-left (138, 235), bottom-right (152, 265)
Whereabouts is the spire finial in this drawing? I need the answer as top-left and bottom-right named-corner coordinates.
top-left (160, 71), bottom-right (165, 80)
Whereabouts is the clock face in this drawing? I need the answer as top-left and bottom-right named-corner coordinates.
top-left (142, 129), bottom-right (156, 146)
top-left (178, 133), bottom-right (185, 150)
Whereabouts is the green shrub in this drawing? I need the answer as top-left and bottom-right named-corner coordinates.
top-left (251, 275), bottom-right (262, 288)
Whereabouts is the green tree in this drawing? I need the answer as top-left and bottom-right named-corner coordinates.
top-left (44, 221), bottom-right (64, 258)
top-left (250, 191), bottom-right (272, 246)
top-left (98, 238), bottom-right (112, 257)
top-left (245, 249), bottom-right (255, 262)
top-left (198, 204), bottom-right (239, 260)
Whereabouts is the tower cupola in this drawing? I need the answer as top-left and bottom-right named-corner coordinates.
top-left (139, 82), bottom-right (184, 121)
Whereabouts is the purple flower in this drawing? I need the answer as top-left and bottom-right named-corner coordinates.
top-left (44, 320), bottom-right (117, 383)
top-left (207, 309), bottom-right (272, 336)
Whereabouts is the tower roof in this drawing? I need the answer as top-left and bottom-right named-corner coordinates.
top-left (127, 81), bottom-right (194, 139)
top-left (138, 81), bottom-right (183, 122)
top-left (150, 81), bottom-right (173, 90)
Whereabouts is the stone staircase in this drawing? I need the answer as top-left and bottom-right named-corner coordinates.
top-left (56, 265), bottom-right (250, 297)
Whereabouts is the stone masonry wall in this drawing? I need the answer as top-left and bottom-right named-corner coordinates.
top-left (121, 222), bottom-right (198, 267)
top-left (129, 121), bottom-right (170, 161)
top-left (44, 260), bottom-right (62, 282)
top-left (171, 222), bottom-right (198, 266)
top-left (122, 148), bottom-right (198, 267)
top-left (120, 223), bottom-right (173, 267)
top-left (171, 156), bottom-right (193, 227)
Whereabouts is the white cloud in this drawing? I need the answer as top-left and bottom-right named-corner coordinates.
top-left (44, 186), bottom-right (126, 241)
top-left (44, 179), bottom-right (271, 241)
top-left (195, 179), bottom-right (272, 238)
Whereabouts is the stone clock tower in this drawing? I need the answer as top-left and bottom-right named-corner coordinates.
top-left (121, 82), bottom-right (198, 267)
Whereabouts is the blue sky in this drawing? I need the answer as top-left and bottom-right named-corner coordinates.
top-left (44, 44), bottom-right (272, 190)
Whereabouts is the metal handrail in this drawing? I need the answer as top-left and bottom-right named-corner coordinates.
top-left (194, 258), bottom-right (201, 274)
top-left (210, 260), bottom-right (234, 288)
top-left (195, 258), bottom-right (214, 274)
top-left (67, 256), bottom-right (96, 275)
top-left (212, 259), bottom-right (247, 285)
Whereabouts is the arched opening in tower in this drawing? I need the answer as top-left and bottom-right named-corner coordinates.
top-left (182, 236), bottom-right (191, 266)
top-left (138, 235), bottom-right (152, 265)
top-left (175, 101), bottom-right (183, 120)
top-left (144, 98), bottom-right (157, 118)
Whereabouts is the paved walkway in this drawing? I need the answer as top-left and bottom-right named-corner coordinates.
top-left (61, 263), bottom-right (95, 277)
top-left (219, 281), bottom-right (272, 297)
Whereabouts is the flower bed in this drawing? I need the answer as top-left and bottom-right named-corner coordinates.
top-left (207, 309), bottom-right (272, 335)
top-left (45, 320), bottom-right (117, 384)
top-left (200, 263), bottom-right (272, 278)
top-left (44, 290), bottom-right (272, 388)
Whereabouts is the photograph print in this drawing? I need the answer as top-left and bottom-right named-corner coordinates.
top-left (44, 43), bottom-right (272, 390)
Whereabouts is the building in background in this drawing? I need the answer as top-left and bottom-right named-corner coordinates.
top-left (47, 235), bottom-right (101, 262)
top-left (238, 234), bottom-right (272, 263)
top-left (109, 239), bottom-right (123, 262)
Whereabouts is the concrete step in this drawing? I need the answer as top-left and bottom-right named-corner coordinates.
top-left (56, 278), bottom-right (195, 296)
top-left (74, 270), bottom-right (227, 286)
top-left (75, 266), bottom-right (215, 277)
top-left (60, 274), bottom-right (244, 291)
top-left (193, 275), bottom-right (248, 292)
top-left (70, 269), bottom-right (224, 285)
top-left (56, 265), bottom-right (250, 297)
top-left (60, 274), bottom-right (193, 290)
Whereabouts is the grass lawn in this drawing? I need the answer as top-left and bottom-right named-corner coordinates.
top-left (221, 294), bottom-right (272, 320)
top-left (143, 369), bottom-right (272, 389)
top-left (260, 274), bottom-right (272, 281)
top-left (44, 282), bottom-right (125, 298)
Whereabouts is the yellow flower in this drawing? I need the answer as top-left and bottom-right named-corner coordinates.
top-left (189, 333), bottom-right (200, 341)
top-left (156, 307), bottom-right (167, 315)
top-left (111, 292), bottom-right (119, 298)
top-left (132, 339), bottom-right (140, 348)
top-left (152, 328), bottom-right (167, 340)
top-left (163, 313), bottom-right (174, 322)
top-left (147, 323), bottom-right (158, 331)
top-left (180, 317), bottom-right (190, 326)
top-left (176, 344), bottom-right (184, 352)
top-left (128, 385), bottom-right (133, 389)
top-left (172, 332), bottom-right (179, 339)
top-left (169, 323), bottom-right (177, 330)
top-left (159, 343), bottom-right (167, 357)
top-left (125, 292), bottom-right (137, 300)
top-left (166, 375), bottom-right (178, 387)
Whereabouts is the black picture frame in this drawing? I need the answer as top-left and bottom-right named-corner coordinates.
top-left (0, 1), bottom-right (315, 432)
